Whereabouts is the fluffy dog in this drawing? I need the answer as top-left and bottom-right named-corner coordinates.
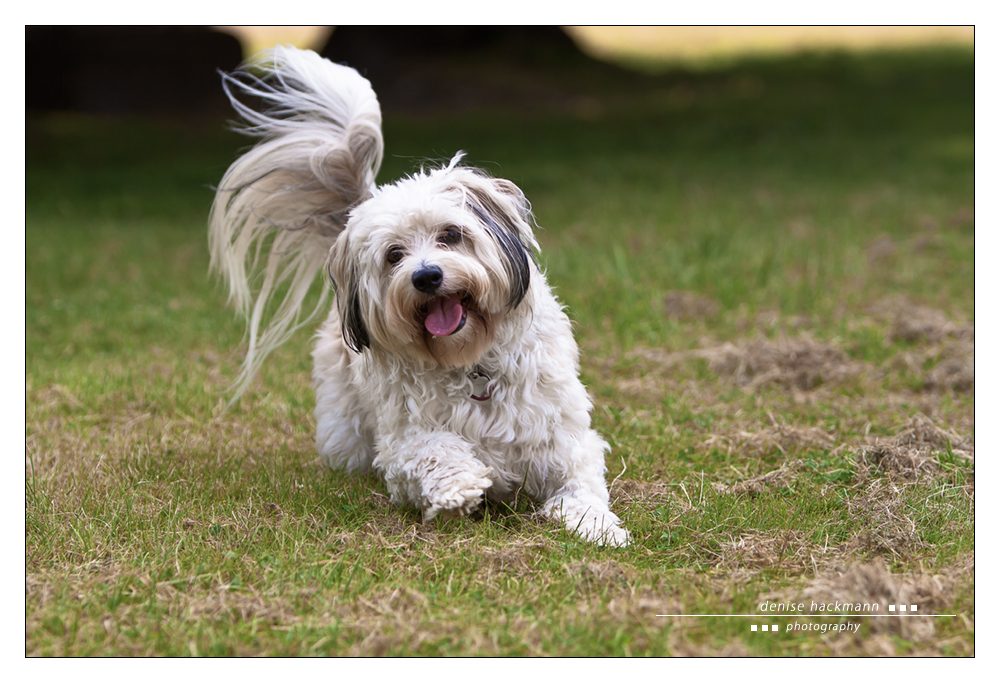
top-left (209, 46), bottom-right (629, 546)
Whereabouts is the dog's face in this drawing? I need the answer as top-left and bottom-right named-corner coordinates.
top-left (327, 163), bottom-right (538, 368)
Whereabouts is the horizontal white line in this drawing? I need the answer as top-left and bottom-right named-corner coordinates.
top-left (655, 614), bottom-right (956, 617)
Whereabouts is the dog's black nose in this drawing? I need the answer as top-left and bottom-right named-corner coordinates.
top-left (412, 265), bottom-right (444, 294)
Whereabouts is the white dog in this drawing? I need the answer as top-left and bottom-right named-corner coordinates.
top-left (209, 46), bottom-right (629, 546)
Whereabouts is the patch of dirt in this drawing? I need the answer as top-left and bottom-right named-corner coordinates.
top-left (869, 296), bottom-right (973, 344)
top-left (923, 341), bottom-right (974, 392)
top-left (564, 559), bottom-right (636, 585)
top-left (618, 298), bottom-right (973, 402)
top-left (701, 336), bottom-right (865, 391)
top-left (890, 339), bottom-right (975, 393)
top-left (620, 297), bottom-right (974, 401)
top-left (866, 235), bottom-right (898, 266)
top-left (622, 335), bottom-right (871, 396)
top-left (482, 544), bottom-right (545, 576)
top-left (663, 291), bottom-right (718, 320)
top-left (864, 297), bottom-right (975, 393)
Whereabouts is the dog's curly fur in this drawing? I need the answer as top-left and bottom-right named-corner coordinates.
top-left (210, 46), bottom-right (629, 546)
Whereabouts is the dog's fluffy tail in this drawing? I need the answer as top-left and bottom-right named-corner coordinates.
top-left (209, 46), bottom-right (383, 399)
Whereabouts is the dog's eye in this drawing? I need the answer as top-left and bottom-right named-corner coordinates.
top-left (438, 228), bottom-right (462, 245)
top-left (386, 247), bottom-right (404, 265)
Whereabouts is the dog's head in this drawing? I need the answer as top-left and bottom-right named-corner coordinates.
top-left (327, 156), bottom-right (539, 367)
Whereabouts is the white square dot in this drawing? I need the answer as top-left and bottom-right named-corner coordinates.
top-left (899, 605), bottom-right (907, 612)
top-left (772, 625), bottom-right (779, 631)
top-left (911, 605), bottom-right (917, 611)
top-left (889, 605), bottom-right (895, 611)
top-left (751, 625), bottom-right (757, 631)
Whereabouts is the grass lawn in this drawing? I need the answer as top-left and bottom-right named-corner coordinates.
top-left (25, 46), bottom-right (974, 656)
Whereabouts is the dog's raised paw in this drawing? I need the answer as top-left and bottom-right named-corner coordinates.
top-left (421, 467), bottom-right (494, 523)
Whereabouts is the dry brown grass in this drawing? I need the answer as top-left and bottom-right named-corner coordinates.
top-left (854, 413), bottom-right (973, 483)
top-left (618, 294), bottom-right (975, 403)
top-left (702, 336), bottom-right (865, 391)
top-left (711, 460), bottom-right (804, 497)
top-left (707, 422), bottom-right (836, 457)
top-left (715, 530), bottom-right (829, 572)
top-left (564, 559), bottom-right (636, 587)
top-left (867, 297), bottom-right (976, 393)
top-left (843, 480), bottom-right (925, 558)
top-left (839, 415), bottom-right (974, 558)
top-left (616, 339), bottom-right (864, 413)
top-left (923, 342), bottom-right (975, 392)
top-left (624, 333), bottom-right (871, 395)
top-left (871, 297), bottom-right (974, 345)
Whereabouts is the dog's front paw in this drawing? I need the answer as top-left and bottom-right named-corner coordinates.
top-left (581, 518), bottom-right (632, 548)
top-left (421, 465), bottom-right (494, 522)
top-left (543, 497), bottom-right (631, 547)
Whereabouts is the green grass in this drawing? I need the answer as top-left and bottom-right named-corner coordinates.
top-left (26, 46), bottom-right (974, 656)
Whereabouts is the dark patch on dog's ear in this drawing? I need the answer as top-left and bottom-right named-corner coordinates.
top-left (327, 242), bottom-right (370, 353)
top-left (340, 277), bottom-right (371, 352)
top-left (465, 181), bottom-right (536, 310)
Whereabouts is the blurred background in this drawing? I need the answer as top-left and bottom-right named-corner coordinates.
top-left (26, 26), bottom-right (974, 116)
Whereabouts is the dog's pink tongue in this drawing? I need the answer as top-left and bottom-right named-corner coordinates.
top-left (425, 295), bottom-right (465, 337)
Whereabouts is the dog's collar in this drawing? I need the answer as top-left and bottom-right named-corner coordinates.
top-left (468, 369), bottom-right (494, 401)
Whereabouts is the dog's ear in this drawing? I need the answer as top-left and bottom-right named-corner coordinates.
top-left (459, 174), bottom-right (538, 310)
top-left (327, 235), bottom-right (371, 352)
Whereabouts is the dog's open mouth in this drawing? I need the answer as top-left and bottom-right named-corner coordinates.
top-left (423, 294), bottom-right (469, 337)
